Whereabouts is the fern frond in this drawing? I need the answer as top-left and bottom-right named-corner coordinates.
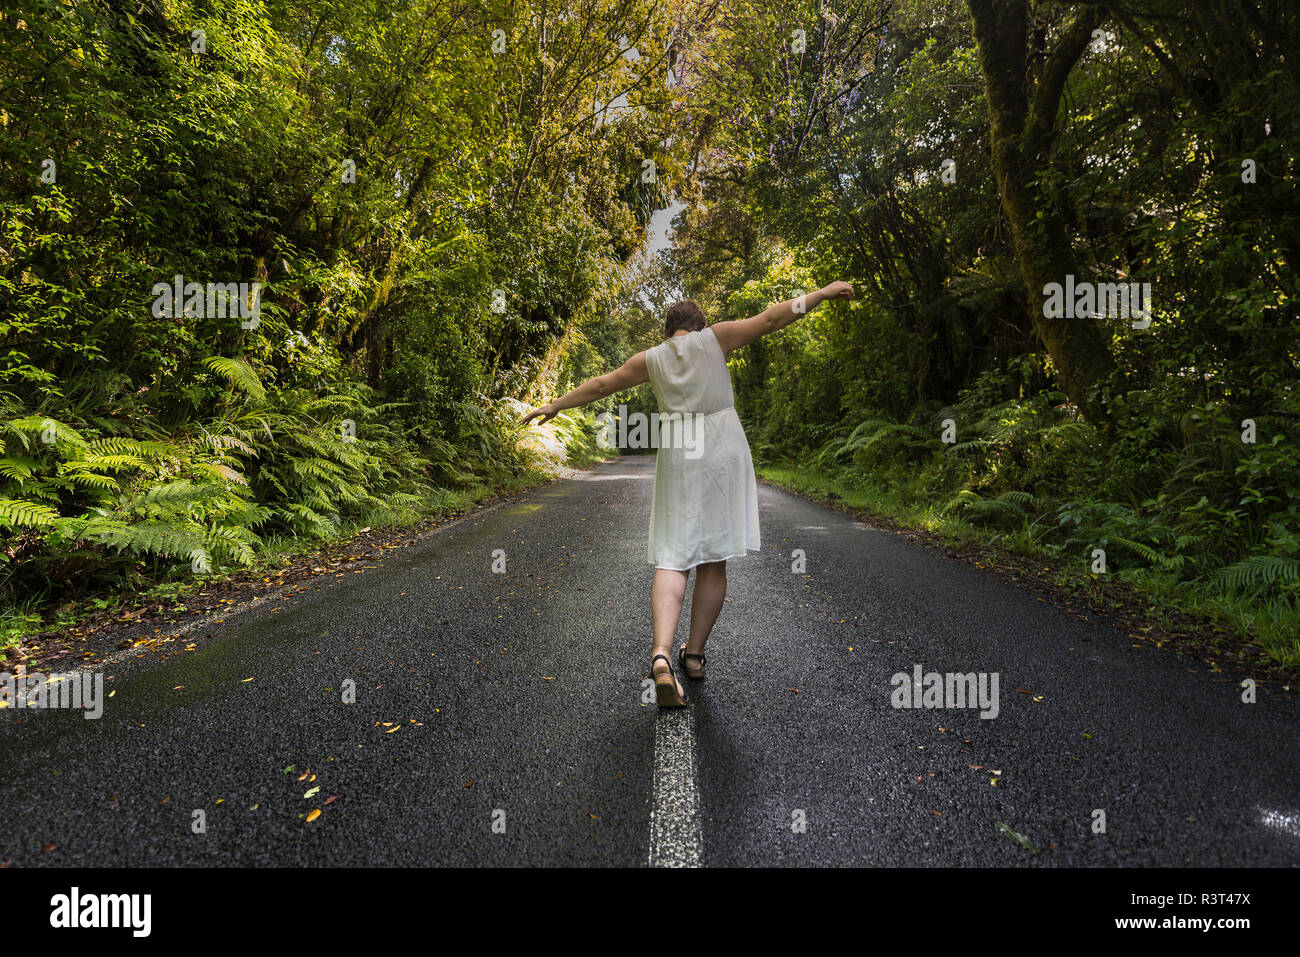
top-left (203, 433), bottom-right (255, 455)
top-left (1112, 537), bottom-right (1183, 569)
top-left (69, 454), bottom-right (149, 471)
top-left (204, 356), bottom-right (268, 404)
top-left (3, 416), bottom-right (88, 449)
top-left (997, 490), bottom-right (1037, 508)
top-left (62, 472), bottom-right (121, 492)
top-left (141, 479), bottom-right (224, 506)
top-left (0, 457), bottom-right (36, 482)
top-left (86, 437), bottom-right (174, 458)
top-left (188, 461), bottom-right (249, 485)
top-left (0, 498), bottom-right (59, 527)
top-left (83, 520), bottom-right (208, 561)
top-left (1214, 555), bottom-right (1300, 592)
top-left (204, 525), bottom-right (258, 566)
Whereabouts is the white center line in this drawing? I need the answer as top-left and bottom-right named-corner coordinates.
top-left (648, 708), bottom-right (703, 867)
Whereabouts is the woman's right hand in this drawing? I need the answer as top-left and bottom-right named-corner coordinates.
top-left (822, 281), bottom-right (855, 301)
top-left (520, 402), bottom-right (559, 427)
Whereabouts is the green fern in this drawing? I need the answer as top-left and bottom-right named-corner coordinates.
top-left (204, 356), bottom-right (268, 404)
top-left (62, 472), bottom-right (121, 491)
top-left (204, 525), bottom-right (259, 566)
top-left (86, 437), bottom-right (173, 457)
top-left (998, 490), bottom-right (1037, 508)
top-left (83, 520), bottom-right (209, 561)
top-left (0, 458), bottom-right (35, 482)
top-left (188, 461), bottom-right (249, 485)
top-left (1113, 537), bottom-right (1184, 570)
top-left (68, 453), bottom-right (149, 472)
top-left (1214, 555), bottom-right (1300, 592)
top-left (0, 498), bottom-right (60, 528)
top-left (2, 416), bottom-right (88, 449)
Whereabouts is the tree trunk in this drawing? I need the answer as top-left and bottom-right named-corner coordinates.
top-left (968, 0), bottom-right (1118, 423)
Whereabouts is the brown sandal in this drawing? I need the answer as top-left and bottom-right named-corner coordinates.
top-left (677, 643), bottom-right (706, 680)
top-left (650, 654), bottom-right (688, 707)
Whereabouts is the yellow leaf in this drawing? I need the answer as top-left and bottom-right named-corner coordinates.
top-left (305, 809), bottom-right (321, 823)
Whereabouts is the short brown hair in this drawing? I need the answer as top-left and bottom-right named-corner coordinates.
top-left (665, 300), bottom-right (706, 336)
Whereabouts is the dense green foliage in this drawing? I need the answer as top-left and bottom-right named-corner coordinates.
top-left (2, 0), bottom-right (1297, 666)
top-left (0, 0), bottom-right (665, 636)
top-left (663, 0), bottom-right (1299, 664)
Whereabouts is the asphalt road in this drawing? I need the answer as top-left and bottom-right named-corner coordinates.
top-left (2, 456), bottom-right (1297, 866)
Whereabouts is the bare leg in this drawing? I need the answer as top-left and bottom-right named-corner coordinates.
top-left (651, 567), bottom-right (689, 697)
top-left (686, 560), bottom-right (727, 660)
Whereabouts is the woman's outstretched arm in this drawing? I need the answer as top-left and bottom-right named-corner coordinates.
top-left (519, 351), bottom-right (649, 426)
top-left (711, 281), bottom-right (855, 354)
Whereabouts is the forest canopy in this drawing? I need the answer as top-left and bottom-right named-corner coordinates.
top-left (2, 0), bottom-right (1297, 666)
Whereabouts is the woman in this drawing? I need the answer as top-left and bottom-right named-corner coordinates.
top-left (520, 281), bottom-right (855, 707)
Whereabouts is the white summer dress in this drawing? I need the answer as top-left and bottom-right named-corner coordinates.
top-left (643, 326), bottom-right (761, 570)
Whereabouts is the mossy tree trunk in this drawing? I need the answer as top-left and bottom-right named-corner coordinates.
top-left (968, 0), bottom-right (1118, 424)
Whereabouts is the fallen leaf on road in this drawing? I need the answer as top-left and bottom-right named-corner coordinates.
top-left (996, 821), bottom-right (1037, 853)
top-left (305, 809), bottom-right (321, 823)
top-left (43, 843), bottom-right (57, 852)
top-left (323, 795), bottom-right (339, 806)
top-left (304, 787), bottom-right (320, 798)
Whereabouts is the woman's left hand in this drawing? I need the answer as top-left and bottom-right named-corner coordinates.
top-left (520, 403), bottom-right (559, 427)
